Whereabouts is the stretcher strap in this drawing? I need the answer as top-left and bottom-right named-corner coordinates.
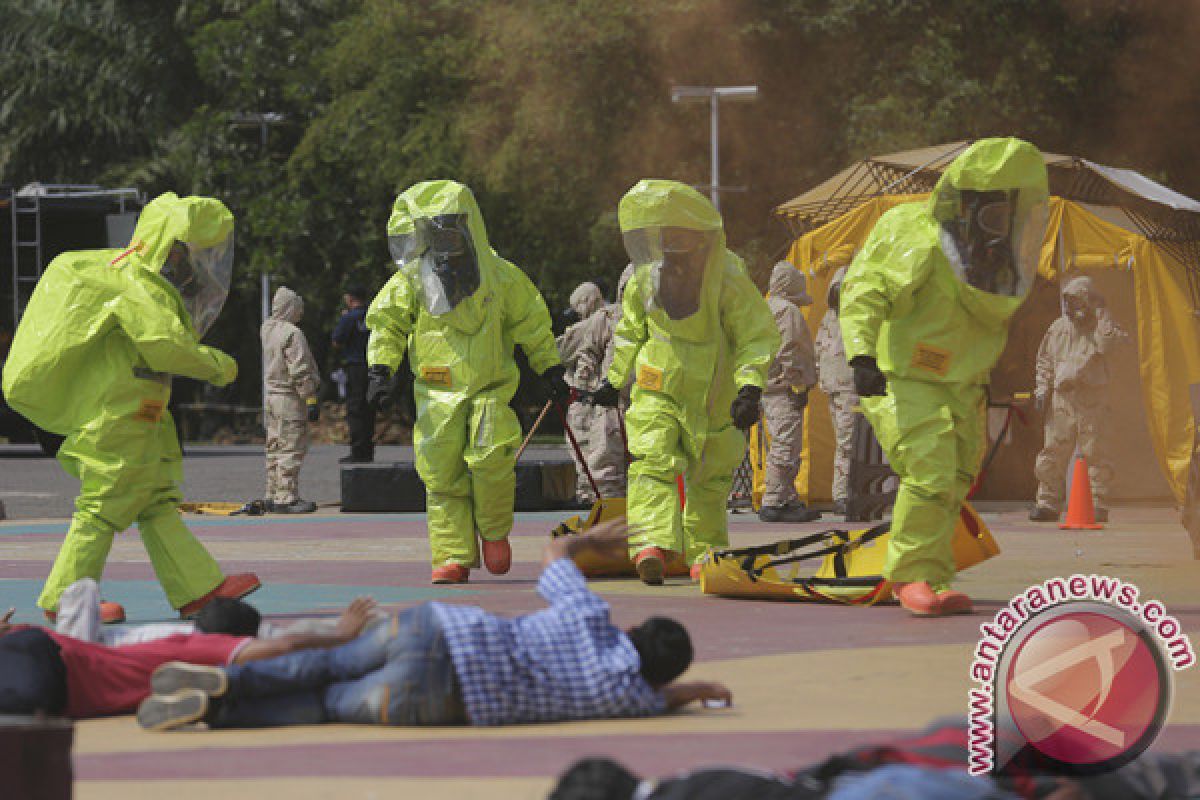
top-left (715, 528), bottom-right (851, 561)
top-left (757, 523), bottom-right (891, 573)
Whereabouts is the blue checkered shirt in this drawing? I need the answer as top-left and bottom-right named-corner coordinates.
top-left (430, 558), bottom-right (667, 726)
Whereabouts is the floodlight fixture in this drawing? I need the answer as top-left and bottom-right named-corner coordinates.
top-left (669, 85), bottom-right (759, 210)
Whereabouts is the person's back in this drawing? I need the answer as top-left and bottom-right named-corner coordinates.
top-left (261, 285), bottom-right (320, 514)
top-left (261, 286), bottom-right (319, 397)
top-left (430, 558), bottom-right (665, 724)
top-left (0, 623), bottom-right (250, 719)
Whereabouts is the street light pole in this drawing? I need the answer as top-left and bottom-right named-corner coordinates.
top-left (230, 112), bottom-right (288, 416)
top-left (710, 96), bottom-right (720, 210)
top-left (671, 85), bottom-right (758, 213)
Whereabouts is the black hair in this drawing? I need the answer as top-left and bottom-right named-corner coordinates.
top-left (344, 284), bottom-right (368, 302)
top-left (627, 616), bottom-right (692, 687)
top-left (193, 598), bottom-right (261, 637)
top-left (549, 757), bottom-right (640, 800)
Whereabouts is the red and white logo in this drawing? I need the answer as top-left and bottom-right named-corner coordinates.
top-left (1003, 607), bottom-right (1169, 771)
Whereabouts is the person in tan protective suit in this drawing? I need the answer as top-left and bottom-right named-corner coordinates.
top-left (760, 261), bottom-right (821, 523)
top-left (567, 267), bottom-right (638, 502)
top-left (558, 281), bottom-right (609, 504)
top-left (1030, 275), bottom-right (1129, 523)
top-left (814, 266), bottom-right (859, 517)
top-left (261, 286), bottom-right (321, 514)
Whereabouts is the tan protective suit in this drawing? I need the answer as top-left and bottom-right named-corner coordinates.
top-left (559, 282), bottom-right (618, 501)
top-left (814, 267), bottom-right (858, 504)
top-left (261, 286), bottom-right (320, 506)
top-left (564, 278), bottom-right (633, 501)
top-left (1034, 275), bottom-right (1129, 511)
top-left (762, 261), bottom-right (817, 508)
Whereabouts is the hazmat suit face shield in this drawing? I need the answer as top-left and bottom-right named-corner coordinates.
top-left (387, 231), bottom-right (424, 269)
top-left (414, 213), bottom-right (481, 316)
top-left (161, 234), bottom-right (234, 337)
top-left (941, 188), bottom-right (1046, 299)
top-left (623, 226), bottom-right (716, 320)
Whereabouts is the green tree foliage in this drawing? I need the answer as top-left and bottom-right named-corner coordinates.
top-left (2, 0), bottom-right (1193, 405)
top-left (0, 0), bottom-right (196, 181)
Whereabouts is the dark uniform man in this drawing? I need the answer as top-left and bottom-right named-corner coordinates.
top-left (332, 286), bottom-right (374, 463)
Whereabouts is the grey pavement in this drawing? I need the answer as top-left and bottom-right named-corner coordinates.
top-left (0, 442), bottom-right (570, 521)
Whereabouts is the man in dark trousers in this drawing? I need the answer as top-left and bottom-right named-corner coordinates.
top-left (332, 286), bottom-right (374, 463)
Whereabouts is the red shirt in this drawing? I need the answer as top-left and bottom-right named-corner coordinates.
top-left (45, 630), bottom-right (250, 718)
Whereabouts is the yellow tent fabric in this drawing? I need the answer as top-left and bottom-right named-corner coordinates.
top-left (756, 194), bottom-right (1200, 503)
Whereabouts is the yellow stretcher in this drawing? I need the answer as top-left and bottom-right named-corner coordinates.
top-left (178, 501), bottom-right (265, 516)
top-left (697, 502), bottom-right (999, 605)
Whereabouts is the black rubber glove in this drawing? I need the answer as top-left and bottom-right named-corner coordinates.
top-left (850, 355), bottom-right (887, 397)
top-left (730, 385), bottom-right (763, 431)
top-left (366, 365), bottom-right (394, 411)
top-left (306, 399), bottom-right (320, 422)
top-left (589, 380), bottom-right (620, 408)
top-left (791, 387), bottom-right (808, 408)
top-left (394, 369), bottom-right (417, 427)
top-left (541, 364), bottom-right (571, 404)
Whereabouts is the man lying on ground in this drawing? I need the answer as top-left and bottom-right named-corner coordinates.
top-left (0, 598), bottom-right (376, 719)
top-left (139, 521), bottom-right (731, 730)
top-left (54, 577), bottom-right (348, 646)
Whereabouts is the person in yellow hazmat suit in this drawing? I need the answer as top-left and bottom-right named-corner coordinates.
top-left (365, 180), bottom-right (566, 584)
top-left (2, 192), bottom-right (262, 621)
top-left (839, 138), bottom-right (1049, 616)
top-left (590, 180), bottom-right (779, 585)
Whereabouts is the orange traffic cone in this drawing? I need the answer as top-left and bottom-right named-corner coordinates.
top-left (1060, 455), bottom-right (1104, 530)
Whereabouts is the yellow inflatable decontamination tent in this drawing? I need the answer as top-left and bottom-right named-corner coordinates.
top-left (754, 142), bottom-right (1200, 506)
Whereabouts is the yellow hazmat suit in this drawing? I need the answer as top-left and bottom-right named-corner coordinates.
top-left (840, 138), bottom-right (1048, 592)
top-left (366, 181), bottom-right (560, 570)
top-left (3, 193), bottom-right (241, 612)
top-left (606, 180), bottom-right (779, 569)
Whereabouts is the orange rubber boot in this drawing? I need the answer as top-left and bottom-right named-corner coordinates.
top-left (178, 573), bottom-right (262, 619)
top-left (481, 538), bottom-right (512, 575)
top-left (634, 547), bottom-right (668, 586)
top-left (935, 589), bottom-right (973, 615)
top-left (431, 564), bottom-right (470, 584)
top-left (894, 581), bottom-right (941, 616)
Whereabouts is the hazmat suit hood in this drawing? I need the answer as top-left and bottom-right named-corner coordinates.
top-left (1061, 274), bottom-right (1103, 324)
top-left (768, 261), bottom-right (812, 307)
top-left (619, 180), bottom-right (731, 342)
top-left (930, 138), bottom-right (1048, 322)
top-left (124, 192), bottom-right (236, 337)
top-left (569, 282), bottom-right (605, 320)
top-left (387, 181), bottom-right (493, 322)
top-left (271, 286), bottom-right (304, 324)
top-left (617, 262), bottom-right (635, 305)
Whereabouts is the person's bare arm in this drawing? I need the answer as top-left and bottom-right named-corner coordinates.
top-left (233, 597), bottom-right (377, 664)
top-left (543, 520), bottom-right (630, 568)
top-left (0, 608), bottom-right (14, 638)
top-left (661, 681), bottom-right (733, 710)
